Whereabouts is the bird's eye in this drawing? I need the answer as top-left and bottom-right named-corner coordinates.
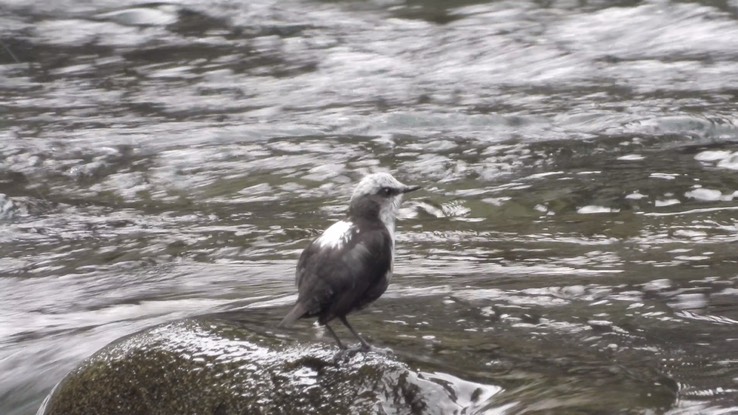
top-left (379, 187), bottom-right (392, 196)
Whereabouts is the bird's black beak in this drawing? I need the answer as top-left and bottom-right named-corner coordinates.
top-left (402, 185), bottom-right (421, 193)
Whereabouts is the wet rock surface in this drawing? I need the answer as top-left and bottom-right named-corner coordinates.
top-left (37, 315), bottom-right (493, 415)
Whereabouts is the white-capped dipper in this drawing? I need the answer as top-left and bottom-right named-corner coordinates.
top-left (279, 172), bottom-right (420, 354)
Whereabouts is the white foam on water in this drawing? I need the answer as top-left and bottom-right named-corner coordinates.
top-left (617, 154), bottom-right (644, 161)
top-left (685, 188), bottom-right (722, 202)
top-left (577, 205), bottom-right (620, 214)
top-left (655, 199), bottom-right (681, 207)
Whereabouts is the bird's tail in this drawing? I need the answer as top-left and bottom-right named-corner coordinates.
top-left (278, 302), bottom-right (307, 328)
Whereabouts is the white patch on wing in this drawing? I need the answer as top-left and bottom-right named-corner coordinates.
top-left (315, 220), bottom-right (353, 249)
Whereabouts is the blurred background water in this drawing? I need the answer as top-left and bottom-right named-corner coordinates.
top-left (1, 0), bottom-right (738, 413)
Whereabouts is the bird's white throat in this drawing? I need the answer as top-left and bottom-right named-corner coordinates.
top-left (378, 196), bottom-right (401, 244)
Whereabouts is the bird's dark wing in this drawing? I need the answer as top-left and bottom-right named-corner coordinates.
top-left (292, 225), bottom-right (392, 325)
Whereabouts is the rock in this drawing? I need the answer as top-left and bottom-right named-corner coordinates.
top-left (37, 316), bottom-right (492, 415)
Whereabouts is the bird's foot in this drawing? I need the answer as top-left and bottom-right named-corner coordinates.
top-left (332, 344), bottom-right (361, 363)
top-left (365, 345), bottom-right (393, 355)
top-left (332, 344), bottom-right (393, 363)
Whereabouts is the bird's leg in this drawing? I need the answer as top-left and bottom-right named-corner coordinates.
top-left (338, 316), bottom-right (372, 351)
top-left (323, 323), bottom-right (346, 350)
top-left (331, 317), bottom-right (393, 363)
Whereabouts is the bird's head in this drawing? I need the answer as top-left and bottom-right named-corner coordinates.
top-left (348, 172), bottom-right (420, 225)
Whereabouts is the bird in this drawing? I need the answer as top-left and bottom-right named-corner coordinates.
top-left (279, 172), bottom-right (420, 355)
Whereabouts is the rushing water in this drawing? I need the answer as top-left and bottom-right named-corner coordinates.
top-left (1, 0), bottom-right (738, 413)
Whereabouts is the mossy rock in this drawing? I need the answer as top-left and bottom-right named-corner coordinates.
top-left (37, 317), bottom-right (489, 415)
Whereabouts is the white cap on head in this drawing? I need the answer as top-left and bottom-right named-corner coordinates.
top-left (348, 172), bottom-right (420, 233)
top-left (351, 173), bottom-right (402, 200)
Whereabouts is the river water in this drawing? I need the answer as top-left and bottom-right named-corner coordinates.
top-left (1, 0), bottom-right (738, 413)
